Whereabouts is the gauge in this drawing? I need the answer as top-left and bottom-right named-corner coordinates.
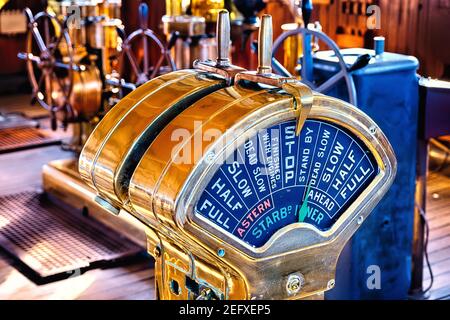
top-left (195, 119), bottom-right (378, 248)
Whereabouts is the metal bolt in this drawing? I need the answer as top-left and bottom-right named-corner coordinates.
top-left (286, 273), bottom-right (305, 295)
top-left (327, 279), bottom-right (335, 290)
top-left (153, 245), bottom-right (161, 258)
top-left (370, 126), bottom-right (377, 134)
top-left (357, 215), bottom-right (364, 225)
top-left (200, 288), bottom-right (211, 297)
top-left (205, 152), bottom-right (215, 164)
top-left (217, 248), bottom-right (225, 257)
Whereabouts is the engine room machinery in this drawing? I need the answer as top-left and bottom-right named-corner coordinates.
top-left (17, 0), bottom-right (175, 147)
top-left (78, 11), bottom-right (396, 299)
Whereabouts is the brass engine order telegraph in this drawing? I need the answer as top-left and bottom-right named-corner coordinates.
top-left (80, 13), bottom-right (396, 300)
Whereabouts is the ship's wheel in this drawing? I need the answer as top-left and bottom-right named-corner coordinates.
top-left (121, 3), bottom-right (175, 86)
top-left (19, 8), bottom-right (75, 130)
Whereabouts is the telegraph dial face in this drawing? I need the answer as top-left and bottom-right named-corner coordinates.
top-left (194, 119), bottom-right (379, 248)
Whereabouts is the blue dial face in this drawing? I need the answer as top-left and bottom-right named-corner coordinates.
top-left (195, 119), bottom-right (378, 248)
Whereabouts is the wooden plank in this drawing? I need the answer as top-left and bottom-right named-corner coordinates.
top-left (424, 257), bottom-right (450, 280)
top-left (0, 146), bottom-right (73, 196)
top-left (429, 213), bottom-right (450, 230)
top-left (428, 235), bottom-right (450, 253)
top-left (427, 285), bottom-right (450, 300)
top-left (120, 288), bottom-right (155, 300)
top-left (0, 261), bottom-right (154, 300)
top-left (429, 225), bottom-right (450, 241)
top-left (425, 170), bottom-right (450, 297)
top-left (74, 268), bottom-right (155, 299)
top-left (429, 247), bottom-right (450, 265)
top-left (424, 272), bottom-right (450, 291)
top-left (79, 271), bottom-right (155, 300)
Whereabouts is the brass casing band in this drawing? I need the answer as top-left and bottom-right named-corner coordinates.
top-left (79, 70), bottom-right (226, 208)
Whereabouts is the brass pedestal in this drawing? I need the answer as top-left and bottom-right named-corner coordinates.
top-left (42, 158), bottom-right (147, 248)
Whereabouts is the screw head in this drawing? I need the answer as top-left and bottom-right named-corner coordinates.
top-left (286, 273), bottom-right (305, 295)
top-left (357, 215), bottom-right (364, 225)
top-left (205, 152), bottom-right (215, 164)
top-left (217, 248), bottom-right (225, 257)
top-left (153, 245), bottom-right (161, 258)
top-left (327, 279), bottom-right (335, 290)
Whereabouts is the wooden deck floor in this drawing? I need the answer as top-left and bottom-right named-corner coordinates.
top-left (424, 172), bottom-right (450, 300)
top-left (0, 252), bottom-right (155, 300)
top-left (0, 146), bottom-right (156, 300)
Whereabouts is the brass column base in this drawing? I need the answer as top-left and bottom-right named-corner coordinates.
top-left (42, 158), bottom-right (147, 248)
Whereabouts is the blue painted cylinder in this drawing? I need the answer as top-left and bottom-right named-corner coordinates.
top-left (312, 49), bottom-right (419, 299)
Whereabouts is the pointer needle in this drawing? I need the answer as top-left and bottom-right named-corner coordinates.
top-left (298, 182), bottom-right (312, 223)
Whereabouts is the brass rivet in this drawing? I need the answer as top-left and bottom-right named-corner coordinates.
top-left (357, 215), bottom-right (364, 225)
top-left (153, 245), bottom-right (161, 258)
top-left (327, 279), bottom-right (335, 290)
top-left (286, 273), bottom-right (304, 295)
top-left (217, 248), bottom-right (225, 257)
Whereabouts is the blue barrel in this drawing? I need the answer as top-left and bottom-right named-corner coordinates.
top-left (313, 48), bottom-right (419, 299)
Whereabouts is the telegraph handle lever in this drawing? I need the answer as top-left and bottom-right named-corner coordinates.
top-left (194, 10), bottom-right (246, 83)
top-left (257, 14), bottom-right (272, 74)
top-left (235, 14), bottom-right (313, 136)
top-left (301, 0), bottom-right (313, 27)
top-left (216, 10), bottom-right (230, 66)
top-left (348, 54), bottom-right (371, 72)
top-left (167, 31), bottom-right (179, 50)
top-left (139, 2), bottom-right (149, 30)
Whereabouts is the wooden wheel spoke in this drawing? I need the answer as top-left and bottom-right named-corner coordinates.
top-left (36, 71), bottom-right (46, 92)
top-left (125, 47), bottom-right (143, 77)
top-left (49, 34), bottom-right (63, 56)
top-left (52, 73), bottom-right (68, 99)
top-left (315, 70), bottom-right (345, 93)
top-left (25, 12), bottom-right (72, 118)
top-left (32, 27), bottom-right (48, 53)
top-left (142, 33), bottom-right (149, 73)
top-left (150, 55), bottom-right (164, 79)
top-left (122, 26), bottom-right (175, 83)
top-left (44, 18), bottom-right (51, 47)
top-left (43, 71), bottom-right (53, 106)
top-left (31, 72), bottom-right (46, 102)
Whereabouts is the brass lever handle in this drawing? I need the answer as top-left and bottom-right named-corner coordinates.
top-left (257, 14), bottom-right (273, 74)
top-left (216, 10), bottom-right (230, 67)
top-left (194, 10), bottom-right (246, 83)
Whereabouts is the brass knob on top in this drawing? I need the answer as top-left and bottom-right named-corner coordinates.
top-left (216, 10), bottom-right (230, 67)
top-left (257, 14), bottom-right (273, 74)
